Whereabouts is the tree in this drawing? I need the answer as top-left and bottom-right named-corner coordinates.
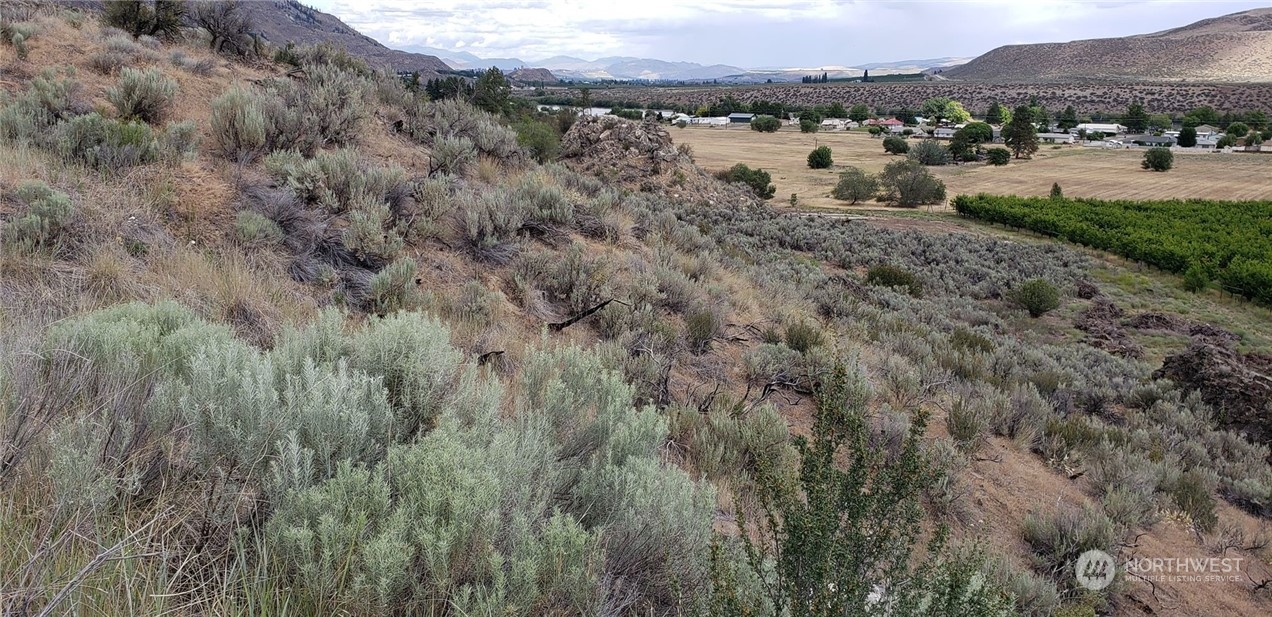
top-left (956, 122), bottom-right (993, 144)
top-left (848, 103), bottom-right (871, 124)
top-left (1002, 106), bottom-right (1039, 159)
top-left (798, 118), bottom-right (819, 133)
top-left (868, 125), bottom-right (884, 137)
top-left (1184, 105), bottom-right (1219, 127)
top-left (1050, 182), bottom-right (1063, 199)
top-left (104, 0), bottom-right (187, 39)
top-left (807, 145), bottom-right (833, 169)
top-left (1148, 113), bottom-right (1173, 133)
top-left (907, 139), bottom-right (949, 166)
top-left (719, 163), bottom-right (775, 199)
top-left (986, 148), bottom-right (1011, 166)
top-left (825, 102), bottom-right (847, 118)
top-left (1216, 134), bottom-right (1238, 149)
top-left (984, 101), bottom-right (1005, 125)
top-left (831, 167), bottom-right (879, 204)
top-left (1141, 147), bottom-right (1173, 172)
top-left (879, 159), bottom-right (946, 206)
top-left (1010, 279), bottom-right (1061, 317)
top-left (1226, 122), bottom-right (1250, 138)
top-left (472, 67), bottom-right (511, 115)
top-left (1176, 126), bottom-right (1197, 148)
top-left (1244, 110), bottom-right (1268, 133)
top-left (1057, 105), bottom-right (1079, 131)
top-left (751, 115), bottom-right (781, 133)
top-left (883, 135), bottom-right (909, 155)
top-left (921, 97), bottom-right (969, 125)
top-left (190, 0), bottom-right (254, 56)
top-left (1124, 102), bottom-right (1148, 134)
top-left (513, 119), bottom-right (560, 163)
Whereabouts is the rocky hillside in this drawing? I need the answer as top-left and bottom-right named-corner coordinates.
top-left (944, 7), bottom-right (1272, 82)
top-left (243, 0), bottom-right (451, 77)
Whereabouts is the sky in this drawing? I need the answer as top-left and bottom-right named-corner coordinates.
top-left (306, 0), bottom-right (1272, 68)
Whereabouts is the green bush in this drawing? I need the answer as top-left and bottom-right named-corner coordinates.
top-left (54, 112), bottom-right (160, 171)
top-left (1010, 279), bottom-right (1061, 317)
top-left (103, 0), bottom-right (186, 40)
top-left (513, 118), bottom-right (560, 163)
top-left (209, 84), bottom-right (274, 162)
top-left (366, 258), bottom-right (421, 314)
top-left (717, 163), bottom-right (775, 200)
top-left (865, 264), bottom-right (924, 297)
top-left (1022, 505), bottom-right (1117, 587)
top-left (986, 148), bottom-right (1011, 165)
top-left (806, 145), bottom-right (833, 169)
top-left (1050, 182), bottom-right (1063, 199)
top-left (264, 148), bottom-right (407, 216)
top-left (1141, 147), bottom-right (1173, 172)
top-left (686, 307), bottom-right (723, 354)
top-left (1, 20), bottom-right (35, 60)
top-left (907, 139), bottom-right (949, 166)
top-left (750, 115), bottom-right (780, 132)
top-left (234, 210), bottom-right (284, 245)
top-left (798, 117), bottom-right (819, 133)
top-left (1166, 469), bottom-right (1218, 532)
top-left (2, 180), bottom-right (74, 251)
top-left (784, 320), bottom-right (824, 353)
top-left (1182, 263), bottom-right (1210, 292)
top-left (831, 167), bottom-right (878, 204)
top-left (878, 159), bottom-right (946, 206)
top-left (883, 135), bottom-right (909, 155)
top-left (405, 98), bottom-right (520, 162)
top-left (106, 67), bottom-right (178, 123)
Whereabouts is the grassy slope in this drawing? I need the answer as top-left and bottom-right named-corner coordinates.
top-left (1, 9), bottom-right (1271, 617)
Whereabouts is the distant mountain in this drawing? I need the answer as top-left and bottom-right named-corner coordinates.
top-left (857, 57), bottom-right (970, 71)
top-left (943, 8), bottom-right (1272, 81)
top-left (243, 0), bottom-right (451, 76)
top-left (401, 45), bottom-right (529, 71)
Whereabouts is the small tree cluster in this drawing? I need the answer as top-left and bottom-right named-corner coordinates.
top-left (831, 167), bottom-right (878, 204)
top-left (878, 159), bottom-right (945, 207)
top-left (718, 163), bottom-right (775, 199)
top-left (750, 115), bottom-right (781, 133)
top-left (1141, 147), bottom-right (1173, 172)
top-left (806, 145), bottom-right (833, 169)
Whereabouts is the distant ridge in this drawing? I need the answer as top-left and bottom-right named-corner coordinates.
top-left (943, 8), bottom-right (1272, 82)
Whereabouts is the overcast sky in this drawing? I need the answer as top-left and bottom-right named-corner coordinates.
top-left (306, 0), bottom-right (1272, 68)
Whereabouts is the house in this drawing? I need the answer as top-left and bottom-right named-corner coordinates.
top-left (1195, 136), bottom-right (1220, 149)
top-left (668, 113), bottom-right (692, 124)
top-left (1076, 123), bottom-right (1126, 135)
top-left (820, 119), bottom-right (848, 131)
top-left (727, 113), bottom-right (755, 124)
top-left (1038, 133), bottom-right (1076, 144)
top-left (1129, 135), bottom-right (1175, 147)
top-left (1192, 124), bottom-right (1220, 139)
top-left (933, 128), bottom-right (957, 139)
top-left (689, 116), bottom-right (728, 127)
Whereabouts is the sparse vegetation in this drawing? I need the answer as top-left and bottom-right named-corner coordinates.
top-left (718, 162), bottom-right (776, 199)
top-left (806, 145), bottom-right (832, 169)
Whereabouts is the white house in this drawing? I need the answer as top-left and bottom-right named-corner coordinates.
top-left (689, 116), bottom-right (728, 126)
top-left (1192, 124), bottom-right (1221, 139)
top-left (1038, 133), bottom-right (1076, 144)
top-left (933, 127), bottom-right (957, 139)
top-left (1077, 123), bottom-right (1126, 135)
top-left (820, 119), bottom-right (849, 131)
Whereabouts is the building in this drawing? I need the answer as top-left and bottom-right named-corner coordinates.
top-left (1129, 135), bottom-right (1175, 147)
top-left (933, 127), bottom-right (957, 139)
top-left (689, 116), bottom-right (728, 127)
top-left (820, 119), bottom-right (850, 131)
top-left (1076, 123), bottom-right (1126, 135)
top-left (727, 113), bottom-right (755, 124)
top-left (1038, 133), bottom-right (1076, 144)
top-left (1192, 124), bottom-right (1221, 139)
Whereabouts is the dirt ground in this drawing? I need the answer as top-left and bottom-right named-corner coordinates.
top-left (670, 125), bottom-right (1272, 210)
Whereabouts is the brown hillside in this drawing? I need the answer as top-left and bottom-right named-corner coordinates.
top-left (944, 8), bottom-right (1272, 82)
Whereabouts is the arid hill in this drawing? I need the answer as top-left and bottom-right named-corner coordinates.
top-left (242, 0), bottom-right (451, 77)
top-left (944, 7), bottom-right (1272, 82)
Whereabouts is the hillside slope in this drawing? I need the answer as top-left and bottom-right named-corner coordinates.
top-left (243, 0), bottom-right (451, 76)
top-left (944, 7), bottom-right (1272, 82)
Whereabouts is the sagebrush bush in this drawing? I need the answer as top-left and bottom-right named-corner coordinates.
top-left (54, 112), bottom-right (160, 172)
top-left (106, 67), bottom-right (177, 123)
top-left (784, 320), bottom-right (824, 353)
top-left (1022, 505), bottom-right (1117, 587)
top-left (685, 306), bottom-right (723, 354)
top-left (455, 188), bottom-right (526, 262)
top-left (209, 84), bottom-right (273, 162)
top-left (366, 258), bottom-right (420, 314)
top-left (2, 180), bottom-right (74, 251)
top-left (0, 68), bottom-right (85, 143)
top-left (405, 98), bottom-right (520, 163)
top-left (1, 20), bottom-right (36, 60)
top-left (234, 210), bottom-right (284, 245)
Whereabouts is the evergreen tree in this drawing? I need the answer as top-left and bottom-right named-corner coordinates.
top-left (985, 101), bottom-right (1004, 125)
top-left (1003, 106), bottom-right (1039, 159)
top-left (1124, 101), bottom-right (1149, 133)
top-left (472, 67), bottom-right (510, 115)
top-left (1176, 126), bottom-right (1197, 148)
top-left (1057, 105), bottom-right (1079, 131)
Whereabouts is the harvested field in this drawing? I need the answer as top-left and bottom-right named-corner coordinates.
top-left (669, 126), bottom-right (1272, 210)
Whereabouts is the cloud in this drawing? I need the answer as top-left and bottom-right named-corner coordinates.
top-left (310, 0), bottom-right (1272, 66)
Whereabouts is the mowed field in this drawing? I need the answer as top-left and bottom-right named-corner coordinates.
top-left (669, 125), bottom-right (1272, 210)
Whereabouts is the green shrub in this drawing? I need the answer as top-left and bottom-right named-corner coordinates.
top-left (717, 163), bottom-right (775, 200)
top-left (234, 210), bottom-right (284, 245)
top-left (907, 139), bottom-right (949, 166)
top-left (1010, 279), bottom-right (1061, 318)
top-left (1166, 469), bottom-right (1218, 532)
top-left (106, 67), bottom-right (177, 123)
top-left (429, 134), bottom-right (477, 175)
top-left (986, 148), bottom-right (1011, 165)
top-left (405, 98), bottom-right (520, 162)
top-left (831, 167), bottom-right (878, 204)
top-left (751, 115), bottom-right (781, 132)
top-left (1182, 263), bottom-right (1209, 292)
top-left (878, 159), bottom-right (946, 206)
top-left (455, 188), bottom-right (527, 262)
top-left (783, 320), bottom-right (823, 353)
top-left (865, 264), bottom-right (923, 297)
top-left (103, 0), bottom-right (186, 40)
top-left (947, 399), bottom-right (987, 453)
top-left (366, 258), bottom-right (420, 314)
top-left (1141, 147), bottom-right (1173, 172)
top-left (1050, 182), bottom-right (1063, 199)
top-left (513, 118), bottom-right (561, 163)
top-left (209, 84), bottom-right (273, 162)
top-left (54, 112), bottom-right (160, 171)
top-left (1, 20), bottom-right (35, 60)
top-left (2, 180), bottom-right (74, 251)
top-left (264, 148), bottom-right (407, 216)
top-left (798, 117), bottom-right (819, 133)
top-left (883, 134), bottom-right (909, 155)
top-left (686, 307), bottom-right (723, 354)
top-left (158, 119), bottom-right (199, 164)
top-left (348, 312), bottom-right (461, 438)
top-left (807, 145), bottom-right (832, 169)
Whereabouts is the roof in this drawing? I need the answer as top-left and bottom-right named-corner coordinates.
top-left (1130, 135), bottom-right (1174, 144)
top-left (728, 113), bottom-right (755, 119)
top-left (879, 118), bottom-right (904, 125)
top-left (1192, 124), bottom-right (1220, 133)
top-left (1038, 133), bottom-right (1074, 139)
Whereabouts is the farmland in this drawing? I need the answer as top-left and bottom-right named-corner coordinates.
top-left (668, 126), bottom-right (1272, 210)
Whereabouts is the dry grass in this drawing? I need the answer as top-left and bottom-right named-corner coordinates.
top-left (670, 125), bottom-right (1272, 210)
